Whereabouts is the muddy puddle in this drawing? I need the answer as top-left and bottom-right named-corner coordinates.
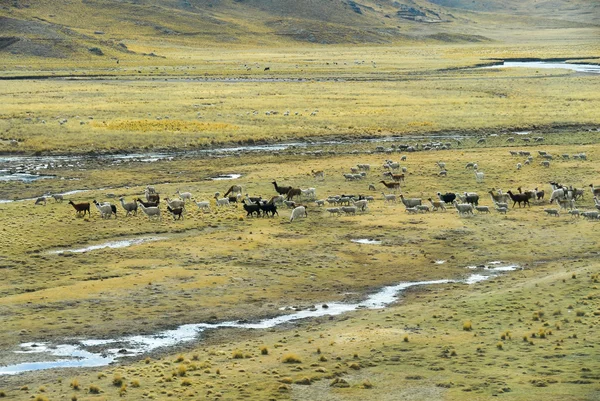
top-left (0, 262), bottom-right (519, 375)
top-left (48, 237), bottom-right (166, 254)
top-left (350, 238), bottom-right (382, 245)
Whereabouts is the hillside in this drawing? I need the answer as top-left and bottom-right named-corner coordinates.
top-left (0, 0), bottom-right (597, 59)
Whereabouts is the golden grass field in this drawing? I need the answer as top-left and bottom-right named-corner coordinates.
top-left (1, 129), bottom-right (599, 400)
top-left (0, 19), bottom-right (599, 399)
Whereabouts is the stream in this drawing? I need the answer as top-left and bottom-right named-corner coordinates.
top-left (0, 262), bottom-right (519, 375)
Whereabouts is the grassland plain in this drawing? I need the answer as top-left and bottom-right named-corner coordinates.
top-left (0, 131), bottom-right (599, 400)
top-left (1, 44), bottom-right (599, 155)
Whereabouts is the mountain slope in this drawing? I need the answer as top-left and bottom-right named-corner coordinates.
top-left (0, 0), bottom-right (597, 58)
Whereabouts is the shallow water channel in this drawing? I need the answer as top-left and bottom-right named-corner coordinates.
top-left (481, 61), bottom-right (600, 74)
top-left (0, 263), bottom-right (519, 375)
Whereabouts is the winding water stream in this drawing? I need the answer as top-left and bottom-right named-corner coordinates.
top-left (0, 263), bottom-right (519, 375)
top-left (481, 61), bottom-right (600, 74)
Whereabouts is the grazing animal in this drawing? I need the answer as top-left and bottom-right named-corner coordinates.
top-left (176, 190), bottom-right (192, 202)
top-left (245, 194), bottom-right (262, 203)
top-left (567, 209), bottom-right (580, 218)
top-left (383, 172), bottom-right (405, 182)
top-left (286, 188), bottom-right (302, 201)
top-left (284, 200), bottom-right (296, 208)
top-left (165, 197), bottom-right (185, 210)
top-left (544, 209), bottom-right (560, 217)
top-left (399, 194), bottom-right (422, 208)
top-left (300, 188), bottom-right (316, 199)
top-left (453, 200), bottom-right (474, 216)
top-left (259, 202), bottom-right (278, 217)
top-left (516, 163), bottom-right (522, 170)
top-left (496, 206), bottom-right (508, 214)
top-left (167, 205), bottom-right (184, 220)
top-left (195, 200), bottom-right (211, 211)
top-left (506, 190), bottom-right (530, 208)
top-left (68, 201), bottom-right (90, 216)
top-left (460, 192), bottom-right (479, 206)
top-left (427, 198), bottom-right (446, 211)
top-left (119, 197), bottom-right (138, 216)
top-left (368, 183), bottom-right (377, 191)
top-left (214, 195), bottom-right (230, 207)
top-left (405, 207), bottom-right (418, 214)
top-left (34, 196), bottom-right (47, 206)
top-left (416, 205), bottom-right (430, 213)
top-left (145, 191), bottom-right (160, 203)
top-left (224, 185), bottom-right (243, 197)
top-left (475, 206), bottom-right (490, 214)
top-left (311, 170), bottom-right (325, 180)
top-left (51, 194), bottom-right (64, 203)
top-left (136, 198), bottom-right (159, 208)
top-left (270, 195), bottom-right (285, 205)
top-left (540, 161), bottom-right (550, 168)
top-left (326, 207), bottom-right (341, 216)
top-left (145, 185), bottom-right (156, 194)
top-left (474, 170), bottom-right (484, 183)
top-left (436, 161), bottom-right (446, 170)
top-left (438, 170), bottom-right (448, 177)
top-left (590, 184), bottom-right (600, 198)
top-left (137, 202), bottom-right (161, 220)
top-left (243, 202), bottom-right (261, 217)
top-left (582, 211), bottom-right (600, 220)
top-left (380, 180), bottom-right (400, 191)
top-left (289, 206), bottom-right (307, 222)
top-left (382, 192), bottom-right (396, 203)
top-left (437, 192), bottom-right (456, 204)
top-left (93, 200), bottom-right (116, 219)
top-left (557, 198), bottom-right (575, 210)
top-left (488, 190), bottom-right (510, 205)
top-left (351, 199), bottom-right (368, 212)
top-left (272, 181), bottom-right (292, 196)
top-left (341, 206), bottom-right (358, 215)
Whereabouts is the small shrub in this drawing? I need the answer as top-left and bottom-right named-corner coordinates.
top-left (34, 396), bottom-right (48, 401)
top-left (523, 335), bottom-right (528, 342)
top-left (145, 357), bottom-right (151, 364)
top-left (496, 342), bottom-right (503, 350)
top-left (278, 384), bottom-right (290, 392)
top-left (260, 347), bottom-right (268, 355)
top-left (70, 379), bottom-right (80, 390)
top-left (294, 377), bottom-right (312, 385)
top-left (0, 391), bottom-right (5, 397)
top-left (181, 379), bottom-right (192, 386)
top-left (319, 355), bottom-right (328, 362)
top-left (130, 380), bottom-right (140, 388)
top-left (113, 373), bottom-right (124, 387)
top-left (119, 384), bottom-right (127, 397)
top-left (177, 365), bottom-right (187, 377)
top-left (403, 335), bottom-right (409, 342)
top-left (71, 395), bottom-right (77, 401)
top-left (349, 362), bottom-right (361, 370)
top-left (175, 354), bottom-right (185, 363)
top-left (282, 353), bottom-right (302, 364)
top-left (450, 350), bottom-right (457, 357)
top-left (362, 379), bottom-right (373, 389)
top-left (463, 320), bottom-right (472, 331)
top-left (279, 377), bottom-right (293, 384)
top-left (89, 384), bottom-right (101, 394)
top-left (192, 354), bottom-right (199, 361)
top-left (232, 350), bottom-right (244, 359)
top-left (576, 310), bottom-right (585, 317)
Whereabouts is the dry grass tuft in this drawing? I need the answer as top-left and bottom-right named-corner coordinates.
top-left (282, 353), bottom-right (302, 364)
